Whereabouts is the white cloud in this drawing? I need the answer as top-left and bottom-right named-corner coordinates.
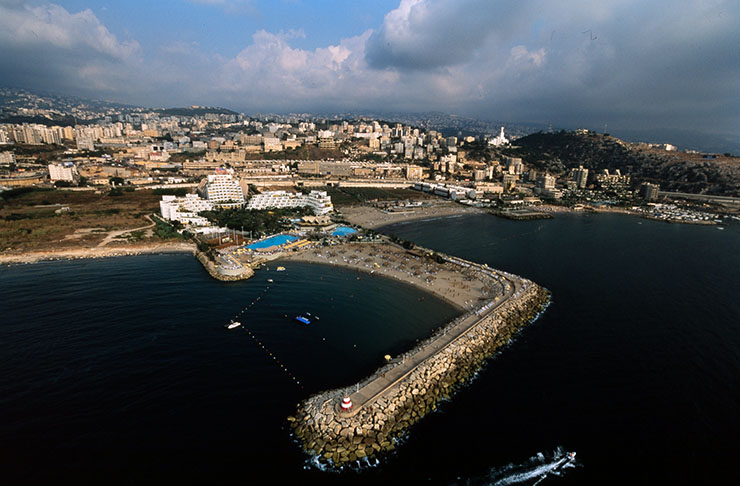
top-left (0, 0), bottom-right (738, 139)
top-left (0, 2), bottom-right (138, 59)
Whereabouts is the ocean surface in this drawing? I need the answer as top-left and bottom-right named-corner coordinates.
top-left (1, 213), bottom-right (739, 484)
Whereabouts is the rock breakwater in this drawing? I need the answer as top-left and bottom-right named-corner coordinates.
top-left (289, 278), bottom-right (550, 468)
top-left (195, 250), bottom-right (254, 281)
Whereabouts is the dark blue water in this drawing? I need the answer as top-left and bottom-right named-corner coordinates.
top-left (1, 213), bottom-right (738, 484)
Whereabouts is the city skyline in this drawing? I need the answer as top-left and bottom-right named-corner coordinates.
top-left (1, 0), bottom-right (739, 141)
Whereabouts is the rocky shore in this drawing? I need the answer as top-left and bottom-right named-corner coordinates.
top-left (289, 279), bottom-right (550, 468)
top-left (0, 242), bottom-right (195, 264)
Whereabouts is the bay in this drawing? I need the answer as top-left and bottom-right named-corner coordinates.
top-left (1, 212), bottom-right (738, 484)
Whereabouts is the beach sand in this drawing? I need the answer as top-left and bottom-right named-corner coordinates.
top-left (339, 203), bottom-right (482, 229)
top-left (283, 241), bottom-right (502, 310)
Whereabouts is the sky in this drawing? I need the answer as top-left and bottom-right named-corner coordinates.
top-left (1, 0), bottom-right (739, 140)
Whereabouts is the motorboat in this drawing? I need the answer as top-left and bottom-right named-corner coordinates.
top-left (295, 315), bottom-right (311, 325)
top-left (267, 278), bottom-right (274, 283)
top-left (553, 452), bottom-right (576, 471)
top-left (276, 266), bottom-right (286, 271)
top-left (226, 321), bottom-right (242, 329)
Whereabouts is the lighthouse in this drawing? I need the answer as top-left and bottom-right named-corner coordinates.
top-left (340, 396), bottom-right (353, 412)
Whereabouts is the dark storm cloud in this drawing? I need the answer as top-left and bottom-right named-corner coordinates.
top-left (365, 0), bottom-right (533, 70)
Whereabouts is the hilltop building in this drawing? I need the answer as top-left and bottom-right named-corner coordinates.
top-left (504, 157), bottom-right (524, 175)
top-left (488, 126), bottom-right (510, 147)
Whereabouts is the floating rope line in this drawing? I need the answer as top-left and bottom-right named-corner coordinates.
top-left (229, 284), bottom-right (305, 390)
top-left (245, 329), bottom-right (304, 390)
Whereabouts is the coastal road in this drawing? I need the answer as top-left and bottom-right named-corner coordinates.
top-left (341, 264), bottom-right (519, 417)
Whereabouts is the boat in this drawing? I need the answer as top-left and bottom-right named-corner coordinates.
top-left (226, 321), bottom-right (242, 329)
top-left (553, 452), bottom-right (576, 471)
top-left (295, 315), bottom-right (311, 325)
top-left (276, 266), bottom-right (286, 271)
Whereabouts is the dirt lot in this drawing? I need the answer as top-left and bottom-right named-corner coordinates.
top-left (0, 188), bottom-right (170, 253)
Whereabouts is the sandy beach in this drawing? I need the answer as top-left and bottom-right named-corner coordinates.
top-left (0, 241), bottom-right (195, 264)
top-left (283, 241), bottom-right (503, 310)
top-left (339, 203), bottom-right (483, 229)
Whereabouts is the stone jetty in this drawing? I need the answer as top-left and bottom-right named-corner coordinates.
top-left (288, 261), bottom-right (550, 467)
top-left (195, 250), bottom-right (254, 281)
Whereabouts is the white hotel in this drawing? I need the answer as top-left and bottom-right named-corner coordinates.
top-left (246, 190), bottom-right (334, 215)
top-left (196, 172), bottom-right (245, 209)
top-left (160, 194), bottom-right (213, 227)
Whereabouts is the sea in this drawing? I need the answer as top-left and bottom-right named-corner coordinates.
top-left (1, 212), bottom-right (738, 485)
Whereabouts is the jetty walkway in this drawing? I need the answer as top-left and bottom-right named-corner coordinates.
top-left (340, 259), bottom-right (520, 417)
top-left (289, 249), bottom-right (550, 467)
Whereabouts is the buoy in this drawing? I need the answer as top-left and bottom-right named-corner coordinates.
top-left (340, 396), bottom-right (353, 412)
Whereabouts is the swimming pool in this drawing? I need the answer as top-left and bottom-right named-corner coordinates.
top-left (332, 226), bottom-right (357, 237)
top-left (247, 234), bottom-right (298, 250)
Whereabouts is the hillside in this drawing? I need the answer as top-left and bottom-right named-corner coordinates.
top-left (506, 131), bottom-right (740, 196)
top-left (156, 107), bottom-right (238, 117)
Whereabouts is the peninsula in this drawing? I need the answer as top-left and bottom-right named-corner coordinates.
top-left (280, 240), bottom-right (549, 467)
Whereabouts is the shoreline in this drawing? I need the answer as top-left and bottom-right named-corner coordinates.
top-left (0, 241), bottom-right (196, 265)
top-left (281, 241), bottom-right (498, 311)
top-left (339, 204), bottom-right (483, 229)
top-left (289, 253), bottom-right (550, 468)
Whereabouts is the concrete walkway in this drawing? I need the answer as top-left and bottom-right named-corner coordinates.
top-left (341, 266), bottom-right (520, 417)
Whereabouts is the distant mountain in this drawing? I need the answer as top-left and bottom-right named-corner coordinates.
top-left (506, 130), bottom-right (740, 196)
top-left (156, 107), bottom-right (238, 117)
top-left (311, 110), bottom-right (549, 139)
top-left (0, 87), bottom-right (142, 121)
top-left (606, 127), bottom-right (740, 157)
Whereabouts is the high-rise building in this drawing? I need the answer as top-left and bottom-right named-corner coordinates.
top-left (48, 163), bottom-right (79, 182)
top-left (504, 157), bottom-right (524, 175)
top-left (197, 171), bottom-right (245, 208)
top-left (571, 165), bottom-right (589, 189)
top-left (639, 182), bottom-right (660, 201)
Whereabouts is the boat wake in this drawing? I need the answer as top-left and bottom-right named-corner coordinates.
top-left (459, 447), bottom-right (578, 486)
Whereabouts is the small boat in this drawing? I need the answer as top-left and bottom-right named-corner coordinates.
top-left (276, 266), bottom-right (286, 272)
top-left (226, 321), bottom-right (242, 329)
top-left (267, 278), bottom-right (274, 283)
top-left (295, 315), bottom-right (311, 325)
top-left (554, 452), bottom-right (576, 470)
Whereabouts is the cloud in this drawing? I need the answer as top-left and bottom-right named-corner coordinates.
top-left (365, 0), bottom-right (536, 71)
top-left (0, 0), bottom-right (738, 144)
top-left (0, 1), bottom-right (138, 59)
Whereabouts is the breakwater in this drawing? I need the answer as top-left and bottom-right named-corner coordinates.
top-left (492, 209), bottom-right (554, 221)
top-left (289, 271), bottom-right (550, 467)
top-left (195, 250), bottom-right (254, 281)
